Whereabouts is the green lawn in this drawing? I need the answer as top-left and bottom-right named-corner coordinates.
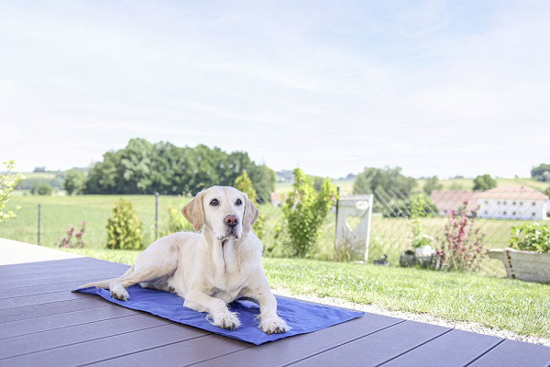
top-left (62, 248), bottom-right (550, 339)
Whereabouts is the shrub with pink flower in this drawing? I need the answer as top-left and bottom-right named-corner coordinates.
top-left (59, 222), bottom-right (87, 248)
top-left (438, 202), bottom-right (485, 272)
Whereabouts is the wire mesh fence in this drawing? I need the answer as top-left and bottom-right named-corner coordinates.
top-left (364, 185), bottom-right (549, 276)
top-left (0, 195), bottom-right (189, 250)
top-left (1, 184), bottom-right (548, 277)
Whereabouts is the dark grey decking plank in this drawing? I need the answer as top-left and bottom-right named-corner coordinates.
top-left (0, 290), bottom-right (92, 310)
top-left (0, 296), bottom-right (110, 323)
top-left (288, 320), bottom-right (451, 367)
top-left (0, 257), bottom-right (112, 273)
top-left (0, 269), bottom-right (124, 290)
top-left (191, 313), bottom-right (404, 367)
top-left (0, 258), bottom-right (128, 277)
top-left (0, 324), bottom-right (209, 367)
top-left (0, 313), bottom-right (171, 359)
top-left (0, 305), bottom-right (137, 339)
top-left (467, 339), bottom-right (550, 367)
top-left (381, 329), bottom-right (503, 367)
top-left (0, 277), bottom-right (118, 299)
top-left (89, 335), bottom-right (249, 367)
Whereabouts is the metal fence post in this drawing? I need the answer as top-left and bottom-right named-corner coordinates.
top-left (38, 204), bottom-right (42, 246)
top-left (155, 192), bottom-right (159, 239)
top-left (334, 186), bottom-right (340, 245)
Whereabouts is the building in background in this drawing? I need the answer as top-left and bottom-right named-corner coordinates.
top-left (476, 186), bottom-right (549, 220)
top-left (430, 191), bottom-right (480, 216)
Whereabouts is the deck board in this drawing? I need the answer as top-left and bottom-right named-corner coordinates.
top-left (191, 313), bottom-right (405, 367)
top-left (0, 313), bottom-right (170, 359)
top-left (0, 306), bottom-right (137, 339)
top-left (467, 339), bottom-right (550, 367)
top-left (288, 320), bottom-right (452, 367)
top-left (1, 248), bottom-right (549, 367)
top-left (381, 329), bottom-right (504, 367)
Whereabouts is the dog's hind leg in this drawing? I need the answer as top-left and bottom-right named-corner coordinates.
top-left (109, 258), bottom-right (178, 301)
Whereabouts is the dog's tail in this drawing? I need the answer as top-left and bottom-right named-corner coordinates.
top-left (78, 278), bottom-right (119, 290)
top-left (76, 266), bottom-right (134, 290)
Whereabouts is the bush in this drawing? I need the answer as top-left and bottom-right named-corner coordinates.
top-left (106, 199), bottom-right (143, 250)
top-left (438, 207), bottom-right (485, 271)
top-left (410, 195), bottom-right (433, 249)
top-left (0, 160), bottom-right (25, 223)
top-left (31, 181), bottom-right (53, 196)
top-left (234, 171), bottom-right (265, 241)
top-left (510, 223), bottom-right (550, 253)
top-left (281, 168), bottom-right (338, 257)
top-left (160, 205), bottom-right (193, 237)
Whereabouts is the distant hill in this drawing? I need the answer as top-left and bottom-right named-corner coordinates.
top-left (14, 168), bottom-right (88, 191)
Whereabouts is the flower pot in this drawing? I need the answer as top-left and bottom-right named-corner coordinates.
top-left (414, 245), bottom-right (434, 268)
top-left (488, 248), bottom-right (550, 284)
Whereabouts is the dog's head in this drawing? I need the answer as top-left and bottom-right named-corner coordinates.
top-left (182, 186), bottom-right (260, 240)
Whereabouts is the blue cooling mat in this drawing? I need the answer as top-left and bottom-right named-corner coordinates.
top-left (75, 285), bottom-right (363, 345)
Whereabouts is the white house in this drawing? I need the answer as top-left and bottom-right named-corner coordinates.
top-left (476, 186), bottom-right (548, 220)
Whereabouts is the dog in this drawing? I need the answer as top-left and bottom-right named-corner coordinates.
top-left (81, 186), bottom-right (290, 334)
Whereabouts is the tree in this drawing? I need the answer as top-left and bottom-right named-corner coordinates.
top-left (84, 138), bottom-right (276, 198)
top-left (282, 168), bottom-right (338, 257)
top-left (473, 174), bottom-right (497, 191)
top-left (531, 163), bottom-right (550, 181)
top-left (234, 171), bottom-right (265, 240)
top-left (353, 167), bottom-right (417, 197)
top-left (0, 161), bottom-right (25, 223)
top-left (84, 151), bottom-right (122, 194)
top-left (248, 164), bottom-right (275, 204)
top-left (64, 169), bottom-right (86, 195)
top-left (423, 176), bottom-right (443, 195)
top-left (234, 171), bottom-right (256, 202)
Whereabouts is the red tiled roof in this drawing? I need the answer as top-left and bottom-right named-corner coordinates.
top-left (430, 191), bottom-right (480, 212)
top-left (476, 185), bottom-right (549, 200)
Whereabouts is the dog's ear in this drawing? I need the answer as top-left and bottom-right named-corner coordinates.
top-left (242, 193), bottom-right (260, 233)
top-left (182, 191), bottom-right (205, 232)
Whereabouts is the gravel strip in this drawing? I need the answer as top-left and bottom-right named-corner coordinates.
top-left (273, 287), bottom-right (550, 347)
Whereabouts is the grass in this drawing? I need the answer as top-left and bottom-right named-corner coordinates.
top-left (262, 258), bottom-right (550, 338)
top-left (61, 247), bottom-right (550, 338)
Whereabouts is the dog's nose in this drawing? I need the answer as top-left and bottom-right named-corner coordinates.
top-left (224, 215), bottom-right (239, 227)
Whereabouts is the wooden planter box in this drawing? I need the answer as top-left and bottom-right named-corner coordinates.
top-left (488, 248), bottom-right (550, 284)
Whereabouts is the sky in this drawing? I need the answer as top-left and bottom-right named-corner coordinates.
top-left (1, 0), bottom-right (549, 179)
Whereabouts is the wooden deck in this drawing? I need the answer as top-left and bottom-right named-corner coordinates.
top-left (1, 242), bottom-right (550, 366)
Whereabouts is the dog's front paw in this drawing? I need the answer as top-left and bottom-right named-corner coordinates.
top-left (211, 311), bottom-right (241, 330)
top-left (260, 316), bottom-right (290, 334)
top-left (110, 286), bottom-right (129, 301)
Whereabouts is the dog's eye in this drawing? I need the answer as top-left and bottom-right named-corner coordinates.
top-left (210, 199), bottom-right (219, 206)
top-left (235, 199), bottom-right (242, 206)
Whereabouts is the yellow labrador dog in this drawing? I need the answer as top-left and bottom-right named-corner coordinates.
top-left (81, 186), bottom-right (290, 334)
